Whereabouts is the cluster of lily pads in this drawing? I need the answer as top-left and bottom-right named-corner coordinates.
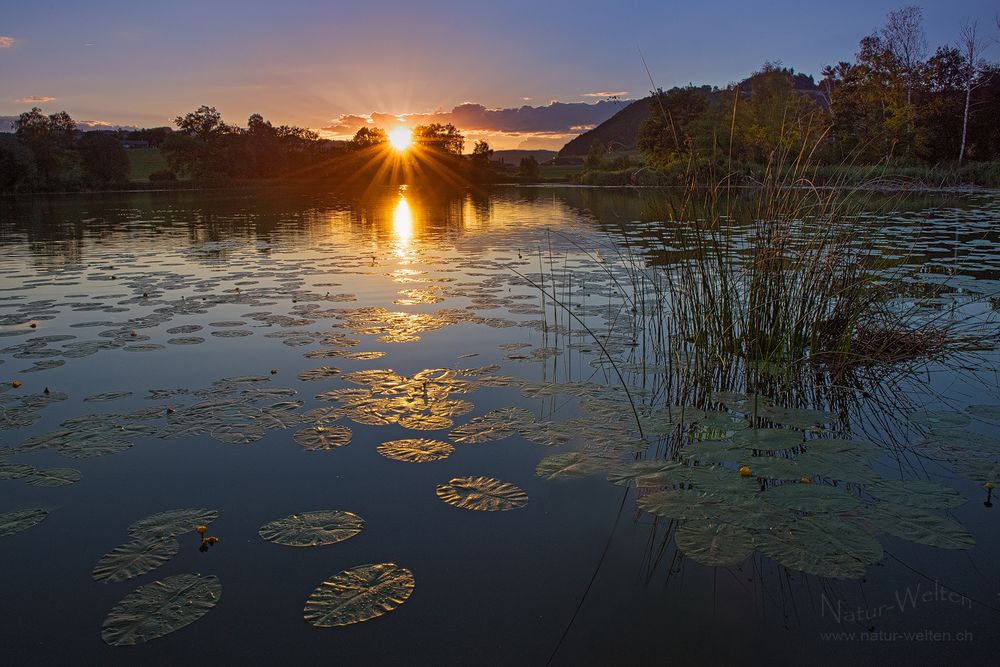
top-left (527, 389), bottom-right (976, 578)
top-left (2, 194), bottom-right (999, 656)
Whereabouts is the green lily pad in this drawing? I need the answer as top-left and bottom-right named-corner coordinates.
top-left (25, 467), bottom-right (81, 487)
top-left (607, 460), bottom-right (690, 487)
top-left (732, 428), bottom-right (803, 451)
top-left (210, 424), bottom-right (265, 444)
top-left (907, 410), bottom-right (970, 428)
top-left (758, 405), bottom-right (832, 429)
top-left (866, 480), bottom-right (966, 509)
top-left (637, 489), bottom-right (722, 520)
top-left (101, 574), bottom-right (221, 646)
top-left (258, 510), bottom-right (364, 547)
top-left (804, 438), bottom-right (882, 459)
top-left (764, 483), bottom-right (859, 513)
top-left (968, 404), bottom-right (1000, 420)
top-left (741, 456), bottom-right (802, 480)
top-left (675, 522), bottom-right (754, 566)
top-left (58, 438), bottom-right (133, 459)
top-left (756, 516), bottom-right (884, 579)
top-left (679, 441), bottom-right (747, 465)
top-left (867, 503), bottom-right (975, 550)
top-left (93, 539), bottom-right (179, 583)
top-left (0, 463), bottom-right (35, 480)
top-left (0, 508), bottom-right (48, 536)
top-left (304, 563), bottom-right (414, 627)
top-left (715, 496), bottom-right (794, 530)
top-left (535, 452), bottom-right (603, 480)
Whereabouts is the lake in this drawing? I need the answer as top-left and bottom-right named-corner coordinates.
top-left (1, 185), bottom-right (999, 665)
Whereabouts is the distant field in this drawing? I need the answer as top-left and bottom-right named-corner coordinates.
top-left (538, 164), bottom-right (582, 181)
top-left (127, 147), bottom-right (170, 181)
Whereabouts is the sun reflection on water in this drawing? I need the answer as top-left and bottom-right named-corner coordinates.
top-left (392, 192), bottom-right (413, 249)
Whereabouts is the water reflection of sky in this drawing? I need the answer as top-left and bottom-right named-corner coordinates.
top-left (0, 187), bottom-right (998, 665)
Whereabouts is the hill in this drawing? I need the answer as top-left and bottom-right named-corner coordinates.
top-left (557, 98), bottom-right (650, 157)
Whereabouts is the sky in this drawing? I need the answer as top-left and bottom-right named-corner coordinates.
top-left (1, 1), bottom-right (997, 149)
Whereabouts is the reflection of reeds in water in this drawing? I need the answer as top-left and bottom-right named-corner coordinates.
top-left (531, 149), bottom-right (995, 425)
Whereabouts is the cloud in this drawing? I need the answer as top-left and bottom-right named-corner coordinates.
top-left (14, 96), bottom-right (56, 103)
top-left (322, 99), bottom-right (626, 140)
top-left (0, 36), bottom-right (15, 48)
top-left (581, 91), bottom-right (627, 98)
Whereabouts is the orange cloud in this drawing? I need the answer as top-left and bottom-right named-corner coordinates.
top-left (0, 36), bottom-right (14, 48)
top-left (15, 96), bottom-right (56, 103)
top-left (581, 91), bottom-right (627, 98)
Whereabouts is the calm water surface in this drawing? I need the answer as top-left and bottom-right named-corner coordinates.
top-left (1, 186), bottom-right (999, 665)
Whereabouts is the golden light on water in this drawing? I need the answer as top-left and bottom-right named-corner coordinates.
top-left (392, 193), bottom-right (413, 246)
top-left (388, 127), bottom-right (412, 151)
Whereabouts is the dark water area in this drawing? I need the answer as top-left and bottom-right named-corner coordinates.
top-left (1, 186), bottom-right (999, 665)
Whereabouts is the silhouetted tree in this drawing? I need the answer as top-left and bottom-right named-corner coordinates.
top-left (78, 132), bottom-right (129, 184)
top-left (958, 20), bottom-right (986, 162)
top-left (14, 107), bottom-right (77, 186)
top-left (352, 127), bottom-right (387, 148)
top-left (413, 123), bottom-right (464, 154)
top-left (0, 134), bottom-right (38, 192)
top-left (519, 155), bottom-right (540, 179)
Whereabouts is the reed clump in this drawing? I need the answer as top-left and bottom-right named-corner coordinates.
top-left (607, 144), bottom-right (984, 383)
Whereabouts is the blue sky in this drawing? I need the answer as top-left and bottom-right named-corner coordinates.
top-left (1, 1), bottom-right (996, 148)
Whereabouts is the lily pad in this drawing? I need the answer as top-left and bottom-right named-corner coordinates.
top-left (907, 410), bottom-right (970, 428)
top-left (756, 516), bottom-right (883, 579)
top-left (637, 489), bottom-right (722, 520)
top-left (0, 508), bottom-right (48, 536)
top-left (258, 510), bottom-right (364, 547)
top-left (535, 452), bottom-right (604, 480)
top-left (867, 503), bottom-right (975, 550)
top-left (675, 522), bottom-right (754, 566)
top-left (93, 539), bottom-right (179, 583)
top-left (763, 483), bottom-right (859, 513)
top-left (101, 573), bottom-right (222, 646)
top-left (210, 424), bottom-right (265, 445)
top-left (436, 476), bottom-right (528, 511)
top-left (304, 563), bottom-right (414, 627)
top-left (127, 508), bottom-right (219, 540)
top-left (293, 425), bottom-right (352, 450)
top-left (732, 428), bottom-right (803, 451)
top-left (376, 438), bottom-right (454, 463)
top-left (298, 366), bottom-right (341, 381)
top-left (24, 467), bottom-right (81, 487)
top-left (758, 405), bottom-right (832, 429)
top-left (968, 404), bottom-right (1000, 421)
top-left (866, 480), bottom-right (966, 509)
top-left (58, 438), bottom-right (133, 459)
top-left (398, 413), bottom-right (453, 430)
top-left (0, 463), bottom-right (35, 480)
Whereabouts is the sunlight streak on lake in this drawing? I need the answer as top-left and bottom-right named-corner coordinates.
top-left (392, 192), bottom-right (413, 249)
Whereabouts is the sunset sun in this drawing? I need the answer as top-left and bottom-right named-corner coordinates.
top-left (388, 127), bottom-right (412, 151)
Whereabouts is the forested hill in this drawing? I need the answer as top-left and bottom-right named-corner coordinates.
top-left (557, 97), bottom-right (650, 157)
top-left (557, 72), bottom-right (825, 158)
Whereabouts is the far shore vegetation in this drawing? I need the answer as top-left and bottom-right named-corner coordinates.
top-left (1, 6), bottom-right (998, 195)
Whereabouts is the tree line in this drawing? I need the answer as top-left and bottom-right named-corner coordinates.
top-left (629, 6), bottom-right (999, 177)
top-left (0, 108), bottom-right (136, 192)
